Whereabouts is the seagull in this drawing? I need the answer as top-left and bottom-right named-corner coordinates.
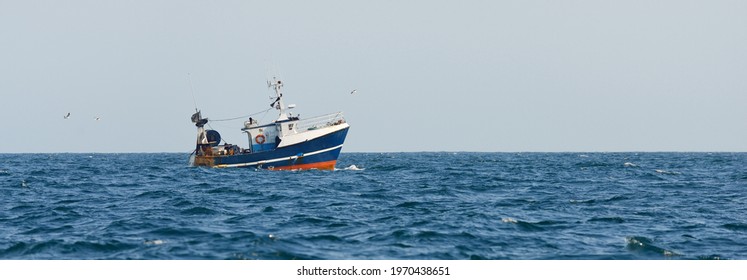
top-left (64, 112), bottom-right (71, 119)
top-left (350, 89), bottom-right (357, 94)
top-left (94, 116), bottom-right (101, 121)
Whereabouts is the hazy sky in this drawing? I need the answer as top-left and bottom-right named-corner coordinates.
top-left (2, 1), bottom-right (745, 153)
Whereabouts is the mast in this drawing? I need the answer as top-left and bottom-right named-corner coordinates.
top-left (268, 77), bottom-right (288, 122)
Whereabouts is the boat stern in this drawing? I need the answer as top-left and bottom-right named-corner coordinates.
top-left (192, 154), bottom-right (217, 167)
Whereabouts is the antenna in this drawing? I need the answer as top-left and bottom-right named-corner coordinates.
top-left (188, 73), bottom-right (198, 113)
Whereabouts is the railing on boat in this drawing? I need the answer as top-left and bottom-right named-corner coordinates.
top-left (295, 112), bottom-right (346, 132)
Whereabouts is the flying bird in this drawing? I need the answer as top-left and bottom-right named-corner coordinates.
top-left (64, 112), bottom-right (71, 119)
top-left (94, 116), bottom-right (101, 121)
top-left (350, 89), bottom-right (357, 94)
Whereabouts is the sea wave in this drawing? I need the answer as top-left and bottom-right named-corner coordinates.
top-left (0, 152), bottom-right (745, 259)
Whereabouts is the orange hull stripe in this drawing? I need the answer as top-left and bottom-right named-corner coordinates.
top-left (273, 160), bottom-right (337, 170)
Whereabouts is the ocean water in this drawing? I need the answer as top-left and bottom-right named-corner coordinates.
top-left (1, 152), bottom-right (746, 260)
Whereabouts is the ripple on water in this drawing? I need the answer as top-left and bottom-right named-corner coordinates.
top-left (180, 206), bottom-right (218, 215)
top-left (588, 217), bottom-right (625, 223)
top-left (721, 223), bottom-right (747, 232)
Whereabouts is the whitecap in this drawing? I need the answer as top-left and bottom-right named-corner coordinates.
top-left (624, 162), bottom-right (637, 167)
top-left (501, 217), bottom-right (518, 223)
top-left (144, 239), bottom-right (165, 245)
top-left (342, 165), bottom-right (365, 171)
top-left (579, 154), bottom-right (589, 158)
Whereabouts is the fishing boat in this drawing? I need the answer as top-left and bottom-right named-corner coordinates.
top-left (188, 78), bottom-right (349, 169)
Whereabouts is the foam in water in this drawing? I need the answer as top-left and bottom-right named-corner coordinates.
top-left (340, 165), bottom-right (364, 171)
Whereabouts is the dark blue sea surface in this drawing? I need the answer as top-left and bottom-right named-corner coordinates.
top-left (1, 152), bottom-right (746, 259)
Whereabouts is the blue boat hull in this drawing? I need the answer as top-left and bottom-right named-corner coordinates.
top-left (192, 126), bottom-right (349, 170)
